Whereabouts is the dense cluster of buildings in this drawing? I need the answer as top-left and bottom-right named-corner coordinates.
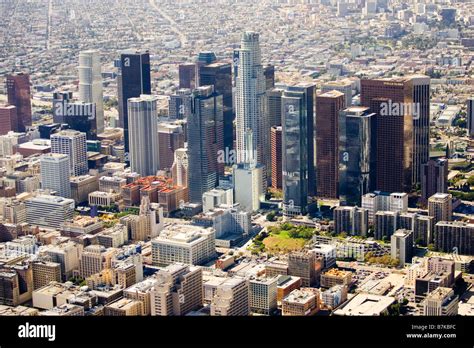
top-left (0, 0), bottom-right (473, 317)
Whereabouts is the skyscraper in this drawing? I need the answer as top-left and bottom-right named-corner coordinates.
top-left (168, 89), bottom-right (192, 120)
top-left (127, 95), bottom-right (160, 177)
top-left (428, 193), bottom-right (452, 224)
top-left (316, 90), bottom-right (345, 199)
top-left (267, 88), bottom-right (284, 127)
top-left (235, 32), bottom-right (268, 185)
top-left (421, 159), bottom-right (448, 206)
top-left (263, 64), bottom-right (275, 91)
top-left (188, 86), bottom-right (223, 204)
top-left (78, 50), bottom-right (104, 134)
top-left (281, 84), bottom-right (316, 216)
top-left (0, 105), bottom-right (18, 135)
top-left (339, 106), bottom-right (376, 206)
top-left (118, 51), bottom-right (151, 154)
top-left (179, 63), bottom-right (197, 90)
top-left (360, 75), bottom-right (430, 192)
top-left (270, 126), bottom-right (282, 190)
top-left (40, 154), bottom-right (71, 198)
top-left (199, 62), bottom-right (233, 152)
top-left (6, 73), bottom-right (32, 132)
top-left (51, 130), bottom-right (88, 176)
top-left (467, 98), bottom-right (474, 138)
top-left (158, 123), bottom-right (184, 171)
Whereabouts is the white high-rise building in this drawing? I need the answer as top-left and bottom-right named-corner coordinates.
top-left (51, 130), bottom-right (88, 176)
top-left (40, 153), bottom-right (71, 198)
top-left (128, 95), bottom-right (160, 176)
top-left (25, 195), bottom-right (75, 229)
top-left (235, 32), bottom-right (268, 184)
top-left (79, 50), bottom-right (104, 134)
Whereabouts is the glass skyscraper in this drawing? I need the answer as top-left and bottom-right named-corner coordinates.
top-left (118, 51), bottom-right (151, 155)
top-left (281, 84), bottom-right (315, 216)
top-left (338, 106), bottom-right (376, 206)
top-left (187, 86), bottom-right (223, 204)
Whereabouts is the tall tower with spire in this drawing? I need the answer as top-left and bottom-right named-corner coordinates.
top-left (235, 32), bottom-right (268, 185)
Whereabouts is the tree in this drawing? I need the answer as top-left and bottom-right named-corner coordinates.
top-left (427, 244), bottom-right (437, 252)
top-left (266, 211), bottom-right (276, 222)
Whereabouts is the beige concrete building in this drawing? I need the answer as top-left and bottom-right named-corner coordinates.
top-left (32, 261), bottom-right (62, 290)
top-left (79, 245), bottom-right (115, 279)
top-left (428, 193), bottom-right (452, 224)
top-left (320, 268), bottom-right (353, 289)
top-left (210, 277), bottom-right (249, 316)
top-left (282, 288), bottom-right (320, 316)
top-left (150, 263), bottom-right (203, 316)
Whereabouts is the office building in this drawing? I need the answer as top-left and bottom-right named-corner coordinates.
top-left (248, 277), bottom-right (278, 315)
top-left (375, 211), bottom-right (398, 240)
top-left (32, 261), bottom-right (62, 290)
top-left (0, 105), bottom-right (18, 135)
top-left (263, 64), bottom-right (275, 90)
top-left (428, 193), bottom-right (452, 224)
top-left (322, 80), bottom-right (352, 108)
top-left (468, 98), bottom-right (474, 138)
top-left (270, 126), bottom-right (283, 190)
top-left (168, 89), bottom-right (192, 120)
top-left (118, 51), bottom-right (151, 153)
top-left (391, 229), bottom-right (414, 266)
top-left (267, 88), bottom-right (284, 127)
top-left (202, 188), bottom-right (234, 213)
top-left (420, 287), bottom-right (458, 316)
top-left (40, 154), bottom-right (71, 198)
top-left (25, 195), bottom-right (75, 229)
top-left (281, 84), bottom-right (316, 216)
top-left (316, 90), bottom-right (345, 199)
top-left (338, 107), bottom-right (376, 206)
top-left (320, 269), bottom-right (352, 289)
top-left (413, 214), bottom-right (435, 246)
top-left (188, 86), bottom-right (223, 203)
top-left (6, 73), bottom-right (32, 132)
top-left (360, 76), bottom-right (430, 191)
top-left (150, 264), bottom-right (203, 316)
top-left (333, 206), bottom-right (369, 236)
top-left (362, 191), bottom-right (408, 224)
top-left (51, 130), bottom-right (88, 176)
top-left (105, 298), bottom-right (144, 316)
top-left (322, 285), bottom-right (347, 309)
top-left (151, 225), bottom-right (215, 266)
top-left (178, 63), bottom-right (197, 90)
top-left (288, 252), bottom-right (319, 287)
top-left (210, 277), bottom-right (249, 316)
top-left (233, 162), bottom-right (264, 213)
top-left (128, 95), bottom-right (160, 176)
top-left (79, 245), bottom-right (115, 279)
top-left (78, 50), bottom-right (104, 134)
top-left (421, 159), bottom-right (448, 206)
top-left (311, 244), bottom-right (337, 269)
top-left (42, 242), bottom-right (81, 281)
top-left (282, 288), bottom-right (320, 316)
top-left (158, 123), bottom-right (184, 171)
top-left (235, 32), bottom-right (268, 184)
top-left (171, 148), bottom-right (188, 188)
top-left (434, 221), bottom-right (474, 256)
top-left (0, 270), bottom-right (20, 306)
top-left (199, 62), bottom-right (233, 151)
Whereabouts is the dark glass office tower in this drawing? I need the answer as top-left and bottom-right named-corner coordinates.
top-left (281, 84), bottom-right (315, 216)
top-left (339, 107), bottom-right (376, 206)
top-left (6, 73), bottom-right (32, 132)
top-left (197, 51), bottom-right (217, 65)
top-left (316, 90), bottom-right (345, 199)
top-left (179, 63), bottom-right (197, 90)
top-left (52, 92), bottom-right (73, 124)
top-left (264, 64), bottom-right (275, 91)
top-left (199, 62), bottom-right (233, 151)
top-left (118, 51), bottom-right (151, 154)
top-left (187, 86), bottom-right (223, 204)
